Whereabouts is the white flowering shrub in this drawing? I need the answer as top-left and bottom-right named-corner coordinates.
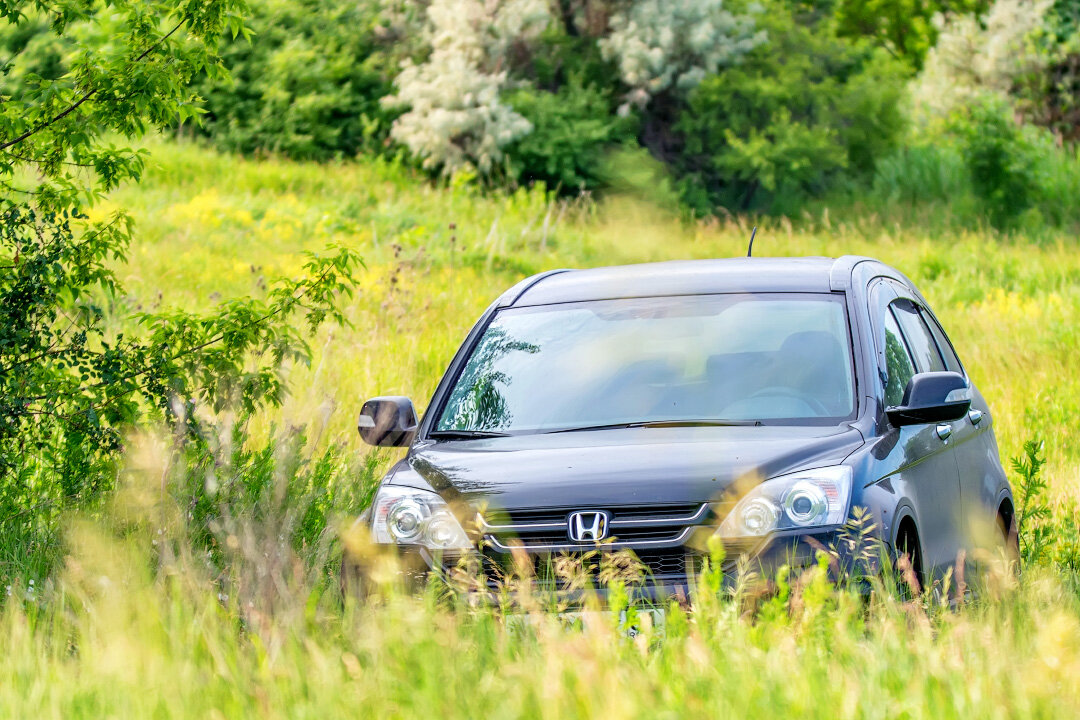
top-left (386, 0), bottom-right (550, 176)
top-left (913, 0), bottom-right (1053, 118)
top-left (599, 0), bottom-right (766, 111)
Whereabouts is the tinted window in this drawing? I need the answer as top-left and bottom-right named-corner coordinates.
top-left (883, 310), bottom-right (916, 406)
top-left (892, 301), bottom-right (945, 373)
top-left (921, 309), bottom-right (964, 374)
top-left (437, 294), bottom-right (856, 432)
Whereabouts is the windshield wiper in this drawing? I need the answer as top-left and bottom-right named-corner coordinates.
top-left (547, 419), bottom-right (762, 433)
top-left (428, 429), bottom-right (511, 440)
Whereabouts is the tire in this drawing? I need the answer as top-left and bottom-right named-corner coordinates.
top-left (894, 522), bottom-right (924, 597)
top-left (998, 507), bottom-right (1021, 579)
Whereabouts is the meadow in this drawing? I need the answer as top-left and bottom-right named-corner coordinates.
top-left (5, 138), bottom-right (1080, 717)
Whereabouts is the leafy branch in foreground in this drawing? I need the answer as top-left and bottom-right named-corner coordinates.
top-left (0, 202), bottom-right (359, 567)
top-left (0, 0), bottom-right (362, 577)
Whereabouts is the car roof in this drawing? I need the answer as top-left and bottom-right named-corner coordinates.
top-left (503, 256), bottom-right (888, 308)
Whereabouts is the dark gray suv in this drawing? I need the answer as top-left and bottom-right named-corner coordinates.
top-left (349, 256), bottom-right (1014, 598)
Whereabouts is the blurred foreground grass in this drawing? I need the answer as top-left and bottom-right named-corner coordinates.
top-left (4, 514), bottom-right (1079, 718)
top-left (10, 138), bottom-right (1080, 718)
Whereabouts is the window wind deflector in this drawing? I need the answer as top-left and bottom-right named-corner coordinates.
top-left (546, 419), bottom-right (762, 433)
top-left (428, 429), bottom-right (512, 440)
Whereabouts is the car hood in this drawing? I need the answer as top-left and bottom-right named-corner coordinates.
top-left (390, 425), bottom-right (865, 511)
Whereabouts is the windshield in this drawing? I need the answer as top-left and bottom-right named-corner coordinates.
top-left (435, 293), bottom-right (856, 434)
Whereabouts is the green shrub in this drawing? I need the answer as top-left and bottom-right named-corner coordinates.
top-left (673, 0), bottom-right (908, 215)
top-left (871, 142), bottom-right (971, 206)
top-left (193, 0), bottom-right (406, 160)
top-left (950, 98), bottom-right (1042, 225)
top-left (1013, 438), bottom-right (1051, 566)
top-left (865, 98), bottom-right (1080, 231)
top-left (505, 79), bottom-right (638, 191)
top-left (1016, 0), bottom-right (1080, 143)
top-left (175, 420), bottom-right (383, 574)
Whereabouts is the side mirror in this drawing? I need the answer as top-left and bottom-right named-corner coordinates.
top-left (358, 396), bottom-right (419, 447)
top-left (886, 371), bottom-right (971, 427)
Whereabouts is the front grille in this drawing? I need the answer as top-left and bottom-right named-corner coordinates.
top-left (477, 502), bottom-right (719, 552)
top-left (635, 548), bottom-right (700, 576)
top-left (487, 503), bottom-right (706, 527)
top-left (455, 501), bottom-right (735, 594)
top-left (439, 547), bottom-right (703, 591)
top-left (438, 541), bottom-right (759, 594)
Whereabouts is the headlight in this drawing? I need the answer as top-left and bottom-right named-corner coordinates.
top-left (717, 466), bottom-right (852, 539)
top-left (371, 486), bottom-right (472, 551)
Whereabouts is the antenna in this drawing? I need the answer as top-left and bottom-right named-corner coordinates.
top-left (746, 226), bottom-right (758, 257)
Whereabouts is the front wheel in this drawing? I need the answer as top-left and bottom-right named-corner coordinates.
top-left (998, 508), bottom-right (1021, 578)
top-left (894, 523), bottom-right (924, 597)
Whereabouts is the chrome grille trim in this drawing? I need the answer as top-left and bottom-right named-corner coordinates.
top-left (609, 503), bottom-right (709, 527)
top-left (477, 503), bottom-right (710, 533)
top-left (476, 514), bottom-right (565, 532)
top-left (484, 526), bottom-right (695, 553)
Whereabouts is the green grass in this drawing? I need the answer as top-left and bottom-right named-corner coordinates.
top-left (10, 136), bottom-right (1080, 717)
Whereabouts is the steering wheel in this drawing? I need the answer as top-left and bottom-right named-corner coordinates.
top-left (744, 387), bottom-right (830, 417)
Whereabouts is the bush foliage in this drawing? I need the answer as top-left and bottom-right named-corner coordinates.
top-left (674, 0), bottom-right (908, 214)
top-left (192, 0), bottom-right (406, 159)
top-left (8, 0), bottom-right (1077, 222)
top-left (0, 0), bottom-right (360, 575)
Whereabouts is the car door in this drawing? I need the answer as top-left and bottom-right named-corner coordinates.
top-left (887, 294), bottom-right (967, 578)
top-left (920, 307), bottom-right (1002, 554)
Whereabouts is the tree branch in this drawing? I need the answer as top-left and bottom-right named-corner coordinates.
top-left (0, 19), bottom-right (186, 151)
top-left (13, 257), bottom-right (347, 405)
top-left (4, 149), bottom-right (98, 168)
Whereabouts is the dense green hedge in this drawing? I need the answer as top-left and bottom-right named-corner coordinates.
top-left (190, 0), bottom-right (405, 160)
top-left (4, 0), bottom-right (1076, 221)
top-left (673, 2), bottom-right (908, 214)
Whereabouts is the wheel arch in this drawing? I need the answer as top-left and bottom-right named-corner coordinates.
top-left (891, 502), bottom-right (919, 550)
top-left (996, 488), bottom-right (1015, 520)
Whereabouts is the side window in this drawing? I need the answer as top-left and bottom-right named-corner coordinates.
top-left (921, 309), bottom-right (965, 375)
top-left (891, 301), bottom-right (946, 373)
top-left (883, 310), bottom-right (916, 406)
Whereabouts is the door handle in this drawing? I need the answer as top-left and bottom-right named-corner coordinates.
top-left (968, 409), bottom-right (983, 426)
top-left (936, 424), bottom-right (953, 441)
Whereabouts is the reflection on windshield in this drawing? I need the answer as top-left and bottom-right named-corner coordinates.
top-left (436, 293), bottom-right (855, 433)
top-left (439, 327), bottom-right (539, 430)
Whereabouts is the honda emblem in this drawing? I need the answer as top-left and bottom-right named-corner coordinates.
top-left (567, 511), bottom-right (610, 542)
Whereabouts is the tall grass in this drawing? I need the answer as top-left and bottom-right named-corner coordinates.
top-left (1, 418), bottom-right (1070, 719)
top-left (9, 136), bottom-right (1080, 717)
top-left (3, 482), bottom-right (1077, 719)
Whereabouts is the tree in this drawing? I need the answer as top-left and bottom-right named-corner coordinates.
top-left (0, 0), bottom-right (358, 575)
top-left (385, 0), bottom-right (550, 176)
top-left (834, 0), bottom-right (990, 70)
top-left (674, 0), bottom-right (908, 214)
top-left (192, 0), bottom-right (408, 160)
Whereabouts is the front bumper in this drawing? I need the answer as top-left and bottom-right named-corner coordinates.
top-left (365, 527), bottom-right (861, 605)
